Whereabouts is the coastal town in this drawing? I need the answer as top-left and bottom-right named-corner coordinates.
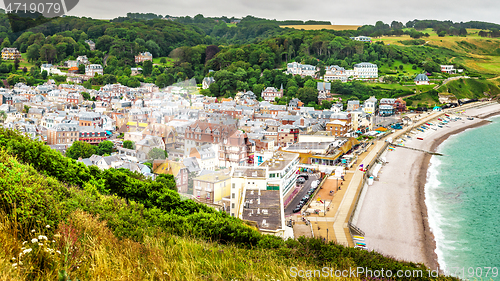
top-left (0, 44), bottom-right (491, 249)
top-left (2, 7), bottom-right (500, 279)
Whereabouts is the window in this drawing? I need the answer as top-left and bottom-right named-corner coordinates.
top-left (232, 193), bottom-right (235, 199)
top-left (231, 203), bottom-right (235, 209)
top-left (196, 191), bottom-right (200, 197)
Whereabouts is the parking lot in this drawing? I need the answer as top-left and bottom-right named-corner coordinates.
top-left (284, 173), bottom-right (320, 216)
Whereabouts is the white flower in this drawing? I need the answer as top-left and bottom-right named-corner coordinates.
top-left (22, 241), bottom-right (27, 245)
top-left (56, 250), bottom-right (61, 254)
top-left (45, 225), bottom-right (50, 229)
top-left (31, 238), bottom-right (38, 243)
top-left (31, 229), bottom-right (35, 233)
top-left (38, 235), bottom-right (48, 241)
top-left (38, 243), bottom-right (43, 247)
top-left (52, 240), bottom-right (55, 243)
top-left (12, 263), bottom-right (17, 267)
top-left (23, 248), bottom-right (32, 254)
top-left (11, 257), bottom-right (15, 260)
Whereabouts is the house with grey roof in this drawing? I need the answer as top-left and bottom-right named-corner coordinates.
top-left (202, 77), bottom-right (215, 89)
top-left (414, 73), bottom-right (430, 85)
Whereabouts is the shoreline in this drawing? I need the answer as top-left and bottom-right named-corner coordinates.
top-left (416, 118), bottom-right (491, 271)
top-left (355, 102), bottom-right (500, 273)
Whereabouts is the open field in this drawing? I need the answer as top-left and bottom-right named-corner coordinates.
top-left (2, 53), bottom-right (36, 69)
top-left (152, 57), bottom-right (177, 67)
top-left (280, 25), bottom-right (361, 30)
top-left (377, 28), bottom-right (500, 49)
top-left (375, 29), bottom-right (500, 75)
top-left (462, 55), bottom-right (500, 74)
top-left (379, 60), bottom-right (425, 76)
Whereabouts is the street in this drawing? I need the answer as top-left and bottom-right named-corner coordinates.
top-left (284, 173), bottom-right (320, 216)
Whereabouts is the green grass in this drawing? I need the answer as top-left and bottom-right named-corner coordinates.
top-left (0, 144), bottom-right (317, 280)
top-left (2, 53), bottom-right (36, 69)
top-left (441, 78), bottom-right (500, 99)
top-left (404, 91), bottom-right (440, 107)
top-left (405, 78), bottom-right (500, 107)
top-left (226, 23), bottom-right (237, 27)
top-left (378, 60), bottom-right (425, 76)
top-left (369, 82), bottom-right (434, 92)
top-left (0, 129), bottom-right (457, 281)
top-left (152, 57), bottom-right (177, 67)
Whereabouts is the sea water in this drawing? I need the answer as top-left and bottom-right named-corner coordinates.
top-left (426, 117), bottom-right (500, 280)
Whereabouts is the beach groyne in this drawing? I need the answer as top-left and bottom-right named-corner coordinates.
top-left (353, 101), bottom-right (500, 270)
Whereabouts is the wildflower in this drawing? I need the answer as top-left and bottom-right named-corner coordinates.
top-left (31, 238), bottom-right (38, 243)
top-left (22, 241), bottom-right (27, 245)
top-left (45, 225), bottom-right (50, 229)
top-left (31, 229), bottom-right (35, 233)
top-left (11, 257), bottom-right (15, 261)
top-left (23, 248), bottom-right (32, 254)
top-left (38, 235), bottom-right (48, 240)
top-left (52, 240), bottom-right (55, 243)
top-left (12, 263), bottom-right (17, 267)
top-left (56, 250), bottom-right (61, 254)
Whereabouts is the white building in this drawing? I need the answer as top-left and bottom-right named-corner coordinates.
top-left (77, 55), bottom-right (89, 65)
top-left (230, 166), bottom-right (268, 217)
top-left (324, 65), bottom-right (347, 82)
top-left (350, 36), bottom-right (372, 42)
top-left (260, 151), bottom-right (299, 199)
top-left (414, 74), bottom-right (430, 85)
top-left (440, 65), bottom-right (456, 74)
top-left (85, 64), bottom-right (103, 77)
top-left (323, 62), bottom-right (377, 82)
top-left (353, 62), bottom-right (378, 79)
top-left (190, 144), bottom-right (219, 171)
top-left (286, 62), bottom-right (317, 78)
top-left (363, 96), bottom-right (377, 114)
top-left (40, 64), bottom-right (64, 76)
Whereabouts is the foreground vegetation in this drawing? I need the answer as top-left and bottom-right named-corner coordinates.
top-left (0, 129), bottom-right (458, 280)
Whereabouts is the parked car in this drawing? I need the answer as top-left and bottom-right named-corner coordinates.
top-left (297, 177), bottom-right (306, 183)
top-left (293, 207), bottom-right (302, 213)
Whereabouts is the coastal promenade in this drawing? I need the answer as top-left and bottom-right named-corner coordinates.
top-left (300, 102), bottom-right (497, 247)
top-left (332, 110), bottom-right (446, 247)
top-left (354, 102), bottom-right (500, 268)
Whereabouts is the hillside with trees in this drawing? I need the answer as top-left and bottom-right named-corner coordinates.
top-left (1, 13), bottom-right (500, 107)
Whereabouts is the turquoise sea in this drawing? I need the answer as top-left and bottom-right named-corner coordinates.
top-left (425, 117), bottom-right (500, 280)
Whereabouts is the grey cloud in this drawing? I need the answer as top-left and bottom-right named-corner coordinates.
top-left (66, 0), bottom-right (500, 25)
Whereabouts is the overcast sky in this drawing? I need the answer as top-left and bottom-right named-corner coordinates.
top-left (63, 0), bottom-right (500, 26)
